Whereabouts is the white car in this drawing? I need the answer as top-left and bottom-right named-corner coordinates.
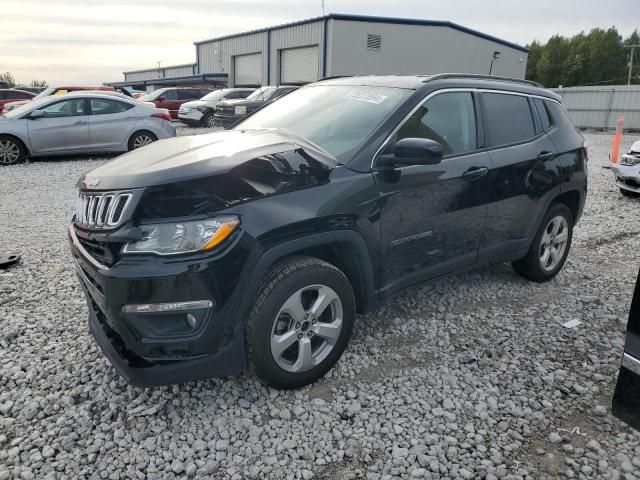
top-left (613, 140), bottom-right (640, 197)
top-left (0, 92), bottom-right (176, 166)
top-left (178, 88), bottom-right (255, 127)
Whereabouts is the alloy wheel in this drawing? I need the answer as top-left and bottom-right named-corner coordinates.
top-left (539, 215), bottom-right (569, 271)
top-left (206, 115), bottom-right (216, 128)
top-left (132, 134), bottom-right (154, 149)
top-left (270, 284), bottom-right (343, 373)
top-left (0, 140), bottom-right (20, 164)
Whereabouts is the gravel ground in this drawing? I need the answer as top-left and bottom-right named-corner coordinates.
top-left (1, 127), bottom-right (640, 480)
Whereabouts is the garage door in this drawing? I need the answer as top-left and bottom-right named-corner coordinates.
top-left (280, 46), bottom-right (319, 85)
top-left (234, 53), bottom-right (262, 86)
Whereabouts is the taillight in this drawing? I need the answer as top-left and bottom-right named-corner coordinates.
top-left (151, 112), bottom-right (172, 122)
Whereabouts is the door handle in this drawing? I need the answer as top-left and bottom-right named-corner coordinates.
top-left (537, 151), bottom-right (555, 161)
top-left (74, 120), bottom-right (86, 125)
top-left (463, 167), bottom-right (488, 181)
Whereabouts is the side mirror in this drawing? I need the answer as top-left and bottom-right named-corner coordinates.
top-left (378, 138), bottom-right (443, 167)
top-left (29, 110), bottom-right (44, 119)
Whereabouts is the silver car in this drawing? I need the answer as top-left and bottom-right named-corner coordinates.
top-left (0, 92), bottom-right (176, 166)
top-left (178, 88), bottom-right (255, 127)
top-left (613, 140), bottom-right (640, 197)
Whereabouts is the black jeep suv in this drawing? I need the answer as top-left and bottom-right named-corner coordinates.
top-left (69, 74), bottom-right (587, 389)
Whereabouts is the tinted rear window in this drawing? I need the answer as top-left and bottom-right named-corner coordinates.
top-left (483, 93), bottom-right (536, 147)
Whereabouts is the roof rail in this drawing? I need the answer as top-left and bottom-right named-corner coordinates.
top-left (424, 73), bottom-right (543, 88)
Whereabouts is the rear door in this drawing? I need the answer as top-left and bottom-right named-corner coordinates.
top-left (612, 267), bottom-right (640, 431)
top-left (88, 98), bottom-right (137, 149)
top-left (27, 98), bottom-right (91, 153)
top-left (375, 90), bottom-right (492, 295)
top-left (478, 92), bottom-right (557, 260)
top-left (156, 89), bottom-right (180, 118)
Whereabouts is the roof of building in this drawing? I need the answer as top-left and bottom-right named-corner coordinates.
top-left (193, 13), bottom-right (529, 53)
top-left (123, 63), bottom-right (196, 75)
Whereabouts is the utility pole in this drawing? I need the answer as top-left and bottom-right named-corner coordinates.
top-left (626, 45), bottom-right (640, 85)
top-left (322, 0), bottom-right (325, 15)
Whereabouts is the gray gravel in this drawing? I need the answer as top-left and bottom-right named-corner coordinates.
top-left (1, 127), bottom-right (640, 480)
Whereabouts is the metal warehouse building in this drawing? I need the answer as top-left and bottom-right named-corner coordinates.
top-left (117, 14), bottom-right (528, 90)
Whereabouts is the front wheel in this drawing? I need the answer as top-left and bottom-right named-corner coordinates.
top-left (128, 131), bottom-right (157, 151)
top-left (512, 203), bottom-right (574, 282)
top-left (0, 135), bottom-right (26, 166)
top-left (246, 256), bottom-right (355, 389)
top-left (201, 111), bottom-right (216, 128)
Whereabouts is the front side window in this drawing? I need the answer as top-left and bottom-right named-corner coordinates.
top-left (90, 98), bottom-right (133, 115)
top-left (41, 99), bottom-right (85, 117)
top-left (7, 91), bottom-right (32, 99)
top-left (396, 92), bottom-right (477, 156)
top-left (247, 87), bottom-right (276, 101)
top-left (178, 89), bottom-right (202, 100)
top-left (483, 93), bottom-right (536, 147)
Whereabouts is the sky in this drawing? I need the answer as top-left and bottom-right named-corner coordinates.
top-left (2, 0), bottom-right (638, 86)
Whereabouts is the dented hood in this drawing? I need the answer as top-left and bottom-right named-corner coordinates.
top-left (78, 129), bottom-right (338, 191)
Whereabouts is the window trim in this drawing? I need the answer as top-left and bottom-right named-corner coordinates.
top-left (372, 88), bottom-right (562, 169)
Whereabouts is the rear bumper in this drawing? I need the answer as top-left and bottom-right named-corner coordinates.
top-left (69, 224), bottom-right (250, 386)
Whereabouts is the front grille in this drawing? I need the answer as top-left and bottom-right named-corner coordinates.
top-left (75, 192), bottom-right (132, 229)
top-left (77, 235), bottom-right (121, 267)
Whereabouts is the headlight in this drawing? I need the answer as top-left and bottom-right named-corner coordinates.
top-left (123, 216), bottom-right (240, 255)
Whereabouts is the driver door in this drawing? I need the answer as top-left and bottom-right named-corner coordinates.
top-left (374, 90), bottom-right (492, 296)
top-left (27, 98), bottom-right (91, 153)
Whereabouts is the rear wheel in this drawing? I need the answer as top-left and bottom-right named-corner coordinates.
top-left (0, 135), bottom-right (26, 166)
top-left (201, 111), bottom-right (216, 128)
top-left (128, 131), bottom-right (157, 151)
top-left (246, 256), bottom-right (355, 389)
top-left (512, 203), bottom-right (573, 282)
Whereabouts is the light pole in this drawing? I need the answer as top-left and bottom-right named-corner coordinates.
top-left (626, 45), bottom-right (640, 86)
top-left (489, 51), bottom-right (501, 75)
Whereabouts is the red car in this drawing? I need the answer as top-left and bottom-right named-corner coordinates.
top-left (2, 85), bottom-right (114, 113)
top-left (0, 89), bottom-right (36, 110)
top-left (138, 87), bottom-right (212, 119)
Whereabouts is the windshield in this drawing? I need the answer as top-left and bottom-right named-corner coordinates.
top-left (201, 90), bottom-right (227, 102)
top-left (32, 87), bottom-right (55, 101)
top-left (235, 85), bottom-right (412, 161)
top-left (139, 89), bottom-right (167, 102)
top-left (247, 87), bottom-right (276, 101)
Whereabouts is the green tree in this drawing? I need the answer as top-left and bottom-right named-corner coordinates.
top-left (0, 72), bottom-right (16, 87)
top-left (525, 40), bottom-right (543, 83)
top-left (30, 79), bottom-right (48, 88)
top-left (536, 35), bottom-right (571, 87)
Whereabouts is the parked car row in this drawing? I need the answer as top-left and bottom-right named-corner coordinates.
top-left (0, 92), bottom-right (175, 165)
top-left (1, 85), bottom-right (116, 114)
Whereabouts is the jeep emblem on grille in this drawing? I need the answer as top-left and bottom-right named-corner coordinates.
top-left (87, 178), bottom-right (100, 187)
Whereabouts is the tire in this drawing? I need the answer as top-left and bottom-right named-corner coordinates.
top-left (246, 255), bottom-right (356, 389)
top-left (620, 188), bottom-right (640, 198)
top-left (201, 111), bottom-right (216, 128)
top-left (128, 131), bottom-right (157, 151)
top-left (0, 135), bottom-right (26, 166)
top-left (512, 203), bottom-right (574, 282)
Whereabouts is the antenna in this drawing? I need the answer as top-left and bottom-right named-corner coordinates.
top-left (322, 0), bottom-right (325, 15)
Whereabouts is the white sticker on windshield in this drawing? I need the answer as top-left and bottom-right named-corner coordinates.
top-left (345, 91), bottom-right (388, 104)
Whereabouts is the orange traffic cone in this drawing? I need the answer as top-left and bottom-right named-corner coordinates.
top-left (611, 115), bottom-right (625, 165)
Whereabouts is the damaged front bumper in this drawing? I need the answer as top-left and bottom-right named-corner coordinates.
top-left (612, 162), bottom-right (640, 194)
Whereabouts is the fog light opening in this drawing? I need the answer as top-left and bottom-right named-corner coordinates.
top-left (186, 313), bottom-right (197, 330)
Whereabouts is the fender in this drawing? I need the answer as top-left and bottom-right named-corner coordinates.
top-left (236, 229), bottom-right (377, 325)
